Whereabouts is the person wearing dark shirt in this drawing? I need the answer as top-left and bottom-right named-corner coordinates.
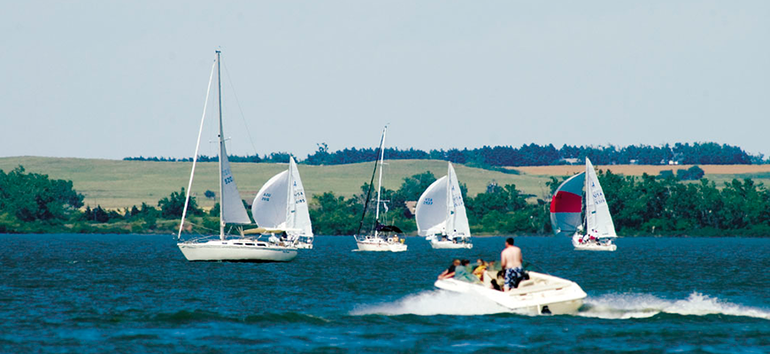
top-left (437, 259), bottom-right (461, 280)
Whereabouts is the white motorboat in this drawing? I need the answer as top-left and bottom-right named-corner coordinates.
top-left (417, 163), bottom-right (473, 250)
top-left (353, 126), bottom-right (407, 252)
top-left (175, 50), bottom-right (297, 262)
top-left (435, 270), bottom-right (587, 315)
top-left (550, 158), bottom-right (619, 252)
top-left (251, 156), bottom-right (315, 249)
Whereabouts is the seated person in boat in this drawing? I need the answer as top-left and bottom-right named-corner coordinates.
top-left (454, 259), bottom-right (479, 283)
top-left (486, 260), bottom-right (497, 270)
top-left (501, 237), bottom-right (525, 291)
top-left (491, 270), bottom-right (505, 291)
top-left (437, 259), bottom-right (460, 280)
top-left (472, 259), bottom-right (487, 280)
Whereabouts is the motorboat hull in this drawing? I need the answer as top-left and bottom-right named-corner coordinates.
top-left (572, 234), bottom-right (617, 251)
top-left (177, 239), bottom-right (298, 262)
top-left (354, 236), bottom-right (407, 252)
top-left (434, 271), bottom-right (586, 315)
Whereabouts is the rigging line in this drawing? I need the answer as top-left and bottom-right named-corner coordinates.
top-left (178, 59), bottom-right (217, 241)
top-left (523, 260), bottom-right (548, 275)
top-left (222, 60), bottom-right (260, 156)
top-left (185, 220), bottom-right (219, 234)
top-left (357, 133), bottom-right (384, 236)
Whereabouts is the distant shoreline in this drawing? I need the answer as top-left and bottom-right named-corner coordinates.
top-left (2, 156), bottom-right (768, 210)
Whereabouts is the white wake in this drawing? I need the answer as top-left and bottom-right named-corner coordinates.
top-left (351, 290), bottom-right (770, 320)
top-left (351, 290), bottom-right (509, 316)
top-left (578, 292), bottom-right (770, 320)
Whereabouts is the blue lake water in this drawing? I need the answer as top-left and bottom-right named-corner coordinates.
top-left (1, 234), bottom-right (768, 353)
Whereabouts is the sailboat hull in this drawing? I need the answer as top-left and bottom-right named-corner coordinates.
top-left (427, 236), bottom-right (473, 249)
top-left (354, 236), bottom-right (407, 252)
top-left (435, 271), bottom-right (586, 315)
top-left (572, 234), bottom-right (617, 251)
top-left (294, 242), bottom-right (314, 250)
top-left (178, 239), bottom-right (298, 262)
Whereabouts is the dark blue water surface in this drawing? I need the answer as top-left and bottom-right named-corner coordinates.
top-left (1, 235), bottom-right (768, 353)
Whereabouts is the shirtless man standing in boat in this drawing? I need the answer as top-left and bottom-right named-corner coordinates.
top-left (500, 237), bottom-right (524, 291)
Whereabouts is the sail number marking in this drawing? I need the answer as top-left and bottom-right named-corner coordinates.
top-left (293, 190), bottom-right (306, 204)
top-left (591, 191), bottom-right (606, 205)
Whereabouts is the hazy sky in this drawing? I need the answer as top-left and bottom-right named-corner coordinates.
top-left (2, 1), bottom-right (768, 160)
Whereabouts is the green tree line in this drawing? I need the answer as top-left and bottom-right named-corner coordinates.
top-left (597, 171), bottom-right (770, 236)
top-left (1, 166), bottom-right (769, 236)
top-left (308, 169), bottom-right (770, 236)
top-left (124, 141), bottom-right (768, 167)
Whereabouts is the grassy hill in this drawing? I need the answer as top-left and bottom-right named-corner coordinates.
top-left (0, 157), bottom-right (547, 209)
top-left (2, 157), bottom-right (769, 210)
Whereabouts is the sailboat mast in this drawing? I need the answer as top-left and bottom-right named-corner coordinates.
top-left (583, 158), bottom-right (589, 236)
top-left (373, 126), bottom-right (387, 237)
top-left (285, 157), bottom-right (295, 230)
top-left (445, 163), bottom-right (453, 237)
top-left (216, 50), bottom-right (226, 239)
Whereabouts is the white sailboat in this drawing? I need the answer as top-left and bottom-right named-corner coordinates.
top-left (353, 126), bottom-right (407, 252)
top-left (550, 158), bottom-right (618, 251)
top-left (416, 162), bottom-right (472, 249)
top-left (251, 156), bottom-right (314, 249)
top-left (176, 50), bottom-right (298, 262)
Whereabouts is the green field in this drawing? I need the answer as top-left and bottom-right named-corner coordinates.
top-left (0, 157), bottom-right (548, 209)
top-left (2, 157), bottom-right (768, 210)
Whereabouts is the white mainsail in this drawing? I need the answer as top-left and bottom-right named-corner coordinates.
top-left (416, 163), bottom-right (470, 238)
top-left (416, 176), bottom-right (449, 236)
top-left (286, 157), bottom-right (313, 236)
top-left (584, 158), bottom-right (617, 238)
top-left (251, 157), bottom-right (313, 236)
top-left (447, 163), bottom-right (470, 237)
top-left (219, 142), bottom-right (252, 225)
